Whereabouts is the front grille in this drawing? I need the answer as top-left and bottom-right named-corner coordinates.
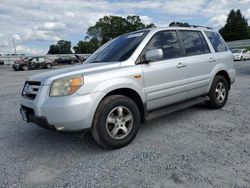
top-left (22, 81), bottom-right (41, 100)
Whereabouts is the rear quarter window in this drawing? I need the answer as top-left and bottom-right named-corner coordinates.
top-left (204, 31), bottom-right (228, 52)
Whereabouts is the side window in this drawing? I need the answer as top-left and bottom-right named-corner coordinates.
top-left (38, 58), bottom-right (45, 62)
top-left (32, 58), bottom-right (38, 63)
top-left (204, 31), bottom-right (228, 52)
top-left (180, 30), bottom-right (210, 56)
top-left (145, 30), bottom-right (182, 61)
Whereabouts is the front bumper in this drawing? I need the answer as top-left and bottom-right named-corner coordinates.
top-left (20, 106), bottom-right (56, 130)
top-left (20, 90), bottom-right (105, 131)
top-left (233, 56), bottom-right (242, 60)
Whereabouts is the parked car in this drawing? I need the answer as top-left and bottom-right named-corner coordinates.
top-left (0, 60), bottom-right (4, 65)
top-left (13, 57), bottom-right (54, 71)
top-left (231, 48), bottom-right (250, 61)
top-left (242, 50), bottom-right (250, 60)
top-left (54, 56), bottom-right (80, 65)
top-left (20, 26), bottom-right (235, 148)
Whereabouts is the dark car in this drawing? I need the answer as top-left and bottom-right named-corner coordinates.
top-left (0, 60), bottom-right (4, 65)
top-left (54, 56), bottom-right (80, 65)
top-left (12, 57), bottom-right (54, 71)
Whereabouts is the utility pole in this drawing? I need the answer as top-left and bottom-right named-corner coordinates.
top-left (13, 39), bottom-right (16, 55)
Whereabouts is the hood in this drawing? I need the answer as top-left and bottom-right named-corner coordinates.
top-left (28, 62), bottom-right (121, 85)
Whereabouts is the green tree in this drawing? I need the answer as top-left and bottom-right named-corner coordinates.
top-left (83, 15), bottom-right (155, 50)
top-left (169, 22), bottom-right (190, 27)
top-left (219, 9), bottom-right (250, 41)
top-left (48, 40), bottom-right (72, 54)
top-left (47, 44), bottom-right (59, 54)
top-left (73, 38), bottom-right (99, 54)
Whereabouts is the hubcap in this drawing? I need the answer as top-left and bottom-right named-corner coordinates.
top-left (106, 106), bottom-right (133, 140)
top-left (215, 82), bottom-right (226, 103)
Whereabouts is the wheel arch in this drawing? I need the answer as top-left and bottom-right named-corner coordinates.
top-left (215, 70), bottom-right (231, 90)
top-left (99, 88), bottom-right (146, 123)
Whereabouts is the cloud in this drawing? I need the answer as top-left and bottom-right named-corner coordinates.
top-left (16, 45), bottom-right (46, 55)
top-left (160, 0), bottom-right (207, 15)
top-left (140, 15), bottom-right (154, 25)
top-left (1, 0), bottom-right (250, 55)
top-left (12, 34), bottom-right (21, 41)
top-left (37, 22), bottom-right (66, 31)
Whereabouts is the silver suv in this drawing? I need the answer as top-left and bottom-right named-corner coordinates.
top-left (20, 26), bottom-right (236, 148)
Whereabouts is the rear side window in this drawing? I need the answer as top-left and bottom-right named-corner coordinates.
top-left (145, 30), bottom-right (182, 60)
top-left (180, 30), bottom-right (210, 56)
top-left (204, 31), bottom-right (228, 52)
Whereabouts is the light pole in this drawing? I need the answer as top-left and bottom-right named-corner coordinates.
top-left (12, 39), bottom-right (17, 55)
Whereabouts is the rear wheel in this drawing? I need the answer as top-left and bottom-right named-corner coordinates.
top-left (22, 65), bottom-right (29, 71)
top-left (91, 95), bottom-right (140, 149)
top-left (208, 75), bottom-right (229, 109)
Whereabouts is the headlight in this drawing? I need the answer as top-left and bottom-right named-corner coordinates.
top-left (50, 76), bottom-right (84, 96)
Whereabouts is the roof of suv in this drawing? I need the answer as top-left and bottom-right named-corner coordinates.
top-left (132, 26), bottom-right (214, 35)
top-left (148, 26), bottom-right (214, 32)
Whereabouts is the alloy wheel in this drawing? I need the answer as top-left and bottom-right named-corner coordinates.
top-left (106, 106), bottom-right (133, 140)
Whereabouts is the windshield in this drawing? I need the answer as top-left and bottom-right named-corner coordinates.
top-left (231, 49), bottom-right (242, 53)
top-left (86, 30), bottom-right (149, 63)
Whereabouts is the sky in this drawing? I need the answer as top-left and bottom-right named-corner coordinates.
top-left (0, 0), bottom-right (250, 55)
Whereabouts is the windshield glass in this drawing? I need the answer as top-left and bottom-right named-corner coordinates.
top-left (86, 30), bottom-right (149, 63)
top-left (231, 49), bottom-right (242, 53)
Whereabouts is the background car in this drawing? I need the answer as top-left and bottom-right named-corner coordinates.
top-left (0, 60), bottom-right (4, 65)
top-left (53, 56), bottom-right (80, 65)
top-left (12, 57), bottom-right (55, 71)
top-left (231, 48), bottom-right (250, 61)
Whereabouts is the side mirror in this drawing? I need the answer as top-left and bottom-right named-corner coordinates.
top-left (145, 49), bottom-right (163, 62)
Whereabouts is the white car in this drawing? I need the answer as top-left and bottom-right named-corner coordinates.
top-left (232, 49), bottom-right (250, 61)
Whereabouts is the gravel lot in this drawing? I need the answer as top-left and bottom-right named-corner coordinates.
top-left (0, 62), bottom-right (250, 188)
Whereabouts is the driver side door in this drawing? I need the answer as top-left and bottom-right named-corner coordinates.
top-left (140, 30), bottom-right (189, 111)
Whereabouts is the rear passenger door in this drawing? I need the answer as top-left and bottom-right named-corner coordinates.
top-left (141, 30), bottom-right (189, 111)
top-left (204, 31), bottom-right (231, 69)
top-left (178, 30), bottom-right (213, 99)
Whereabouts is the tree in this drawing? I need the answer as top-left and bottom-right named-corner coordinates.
top-left (219, 9), bottom-right (250, 41)
top-left (169, 22), bottom-right (190, 27)
top-left (73, 38), bottom-right (99, 54)
top-left (48, 40), bottom-right (72, 54)
top-left (47, 44), bottom-right (59, 54)
top-left (81, 15), bottom-right (155, 52)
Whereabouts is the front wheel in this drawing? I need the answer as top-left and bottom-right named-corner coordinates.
top-left (91, 95), bottom-right (140, 149)
top-left (208, 75), bottom-right (229, 109)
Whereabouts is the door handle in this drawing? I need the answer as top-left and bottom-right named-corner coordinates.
top-left (209, 58), bottom-right (216, 63)
top-left (176, 62), bottom-right (186, 68)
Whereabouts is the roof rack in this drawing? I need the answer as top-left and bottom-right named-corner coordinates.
top-left (189, 25), bottom-right (213, 30)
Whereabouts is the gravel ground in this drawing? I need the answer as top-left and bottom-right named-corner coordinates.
top-left (0, 62), bottom-right (250, 188)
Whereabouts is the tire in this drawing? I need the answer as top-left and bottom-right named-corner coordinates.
top-left (91, 95), bottom-right (140, 149)
top-left (208, 75), bottom-right (229, 109)
top-left (46, 63), bottom-right (52, 69)
top-left (22, 65), bottom-right (29, 71)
